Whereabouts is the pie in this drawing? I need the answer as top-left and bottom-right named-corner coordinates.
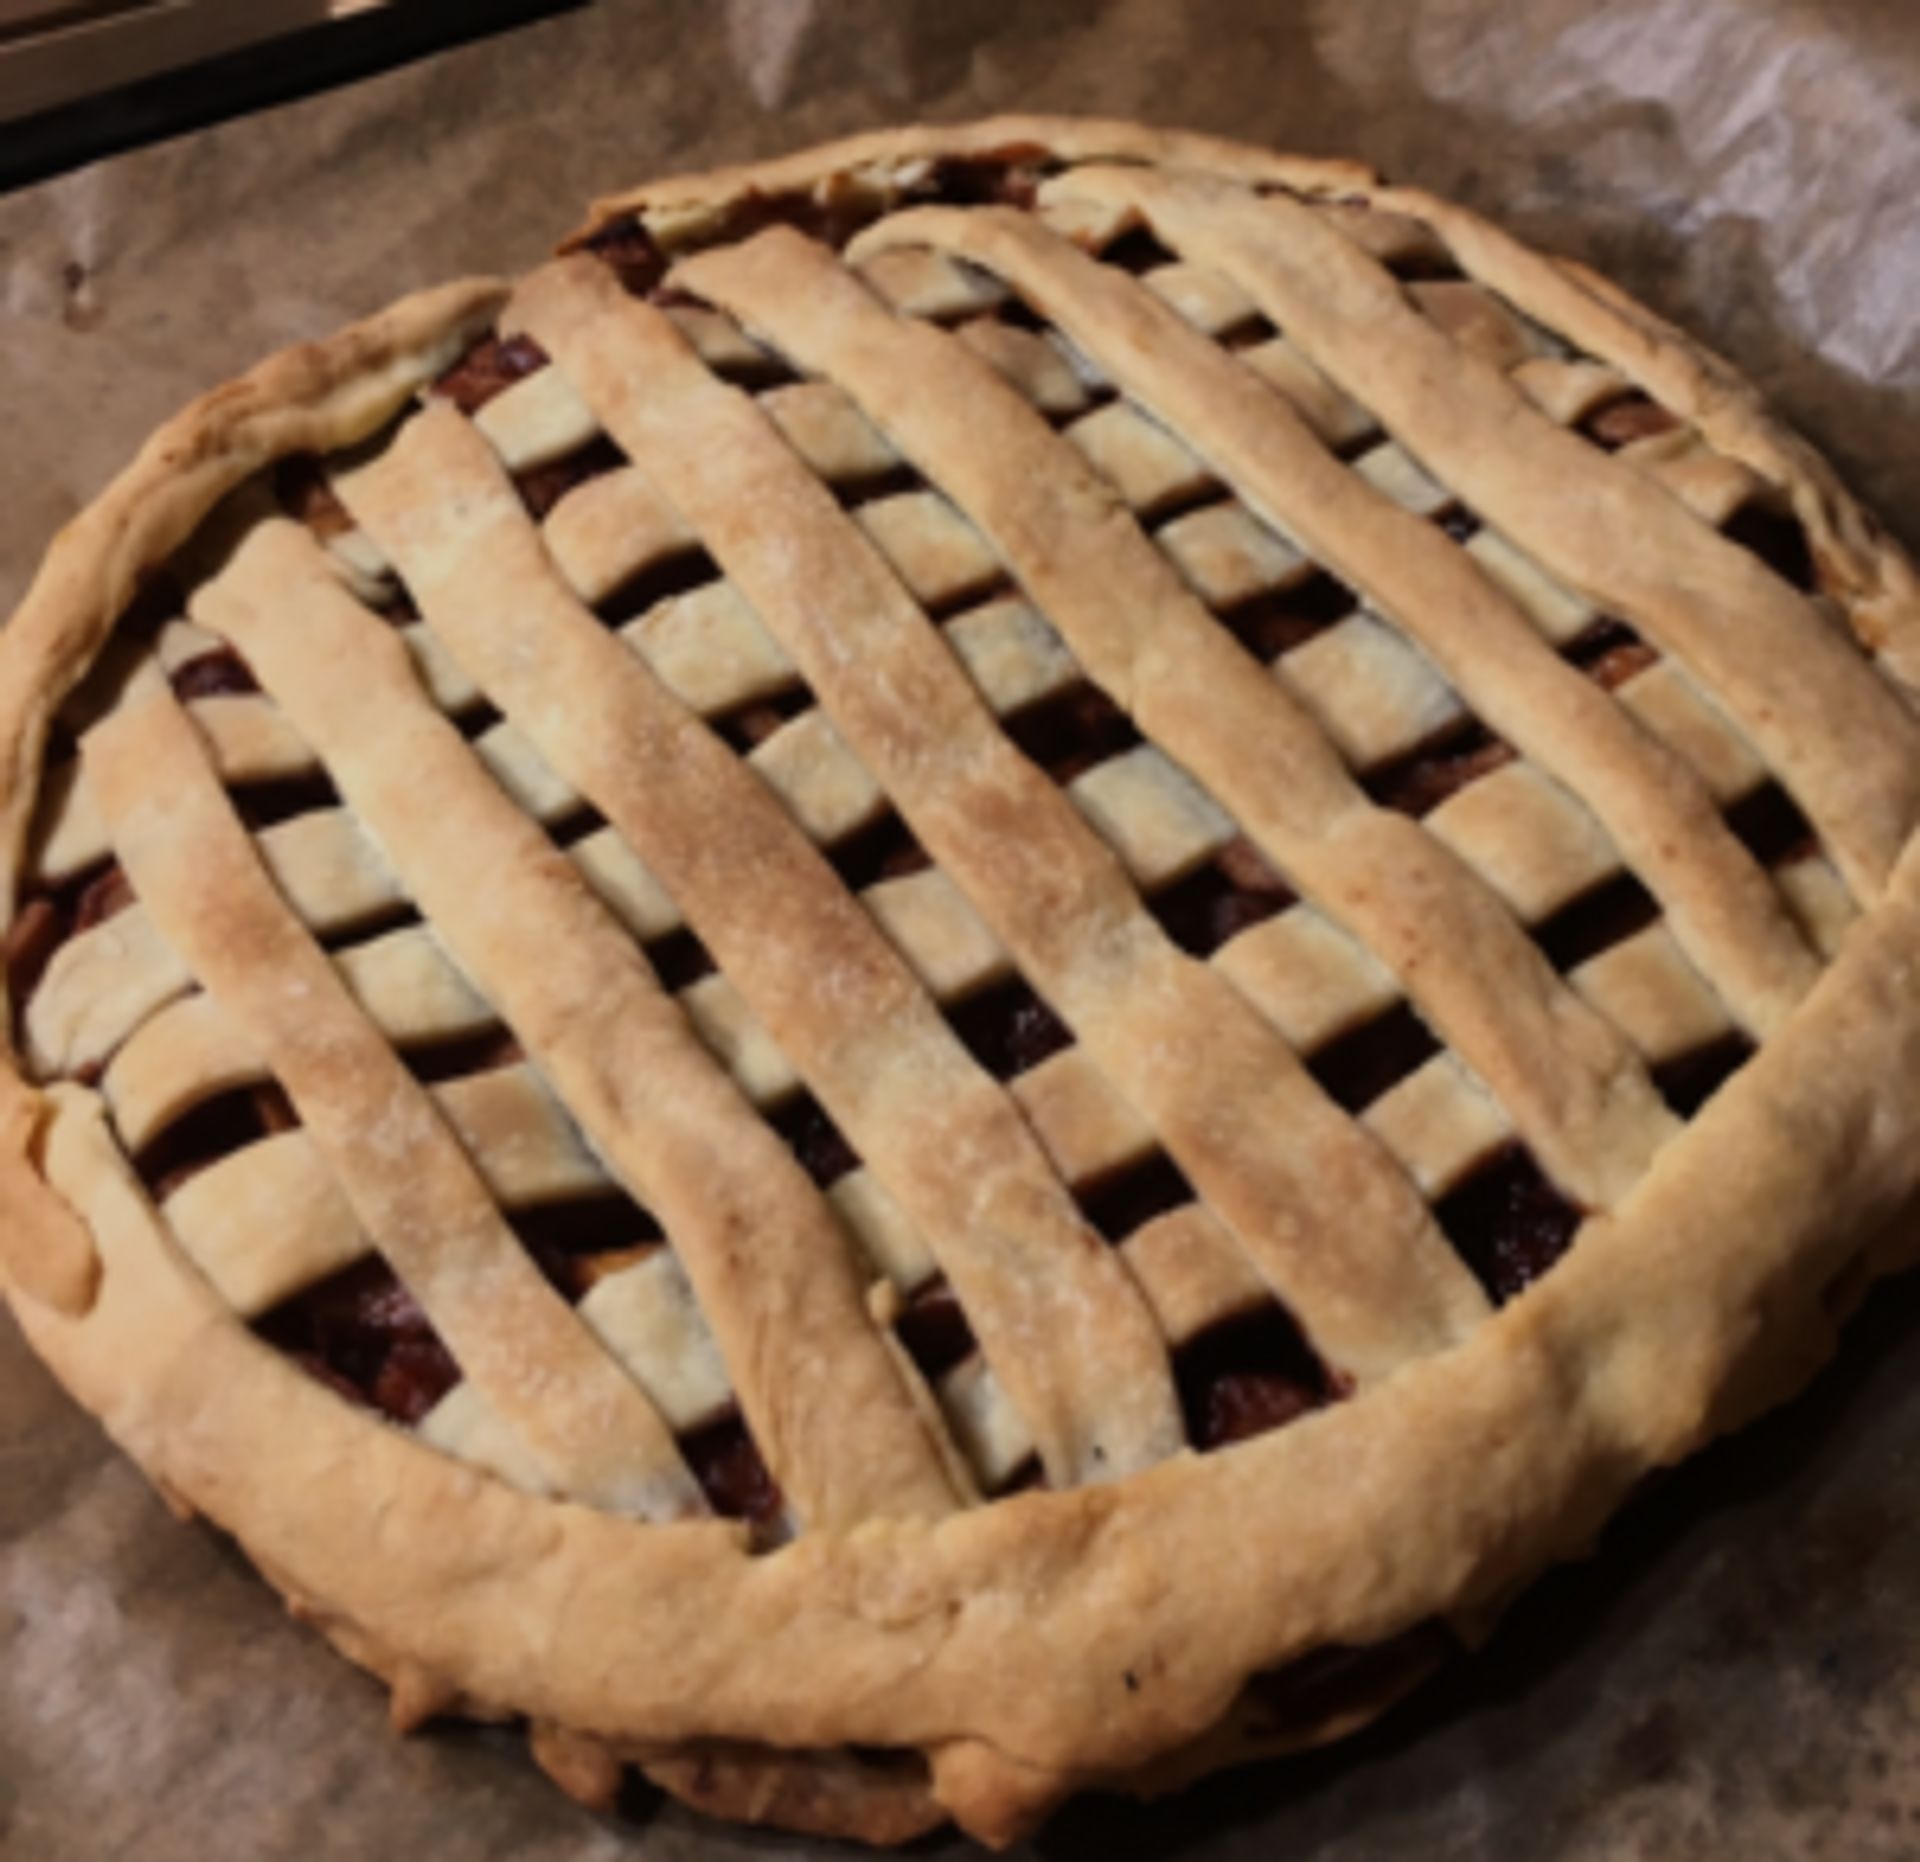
top-left (6, 115), bottom-right (1920, 1848)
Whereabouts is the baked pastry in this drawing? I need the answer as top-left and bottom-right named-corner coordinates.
top-left (6, 114), bottom-right (1920, 1847)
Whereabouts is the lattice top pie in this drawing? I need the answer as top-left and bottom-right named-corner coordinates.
top-left (7, 117), bottom-right (1920, 1847)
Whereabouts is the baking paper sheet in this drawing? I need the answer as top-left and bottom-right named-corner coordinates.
top-left (5, 1), bottom-right (1920, 1853)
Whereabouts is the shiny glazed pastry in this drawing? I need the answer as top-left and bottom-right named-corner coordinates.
top-left (5, 117), bottom-right (1920, 1846)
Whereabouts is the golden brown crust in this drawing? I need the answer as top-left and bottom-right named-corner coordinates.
top-left (5, 117), bottom-right (1920, 1850)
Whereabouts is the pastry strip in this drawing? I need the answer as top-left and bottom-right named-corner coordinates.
top-left (852, 204), bottom-right (1821, 1039)
top-left (191, 517), bottom-right (959, 1530)
top-left (82, 670), bottom-right (703, 1521)
top-left (675, 227), bottom-right (1677, 1209)
top-left (514, 255), bottom-right (1491, 1385)
top-left (331, 404), bottom-right (1183, 1487)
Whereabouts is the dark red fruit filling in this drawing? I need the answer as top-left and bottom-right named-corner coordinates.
top-left (712, 686), bottom-right (813, 754)
top-left (1364, 722), bottom-right (1516, 817)
top-left (1565, 617), bottom-right (1658, 689)
top-left (1074, 1150), bottom-right (1195, 1243)
top-left (6, 857), bottom-right (136, 1013)
top-left (514, 436), bottom-right (626, 521)
top-left (894, 1282), bottom-right (976, 1383)
top-left (507, 1193), bottom-right (665, 1299)
top-left (1098, 227), bottom-right (1181, 275)
top-left (1722, 502), bottom-right (1817, 592)
top-left (826, 811), bottom-right (932, 891)
top-left (594, 547), bottom-right (720, 628)
top-left (1580, 393), bottom-right (1681, 450)
top-left (274, 456), bottom-right (355, 538)
top-left (1726, 780), bottom-right (1816, 867)
top-left (402, 1026), bottom-right (527, 1087)
top-left (1532, 872), bottom-right (1659, 973)
top-left (1217, 571), bottom-right (1358, 661)
top-left (136, 1081), bottom-right (299, 1201)
top-left (1150, 835), bottom-right (1295, 956)
top-left (1650, 1034), bottom-right (1754, 1118)
top-left (646, 926), bottom-right (718, 992)
top-left (1309, 1002), bottom-right (1438, 1113)
top-left (432, 333), bottom-right (549, 415)
top-left (170, 647), bottom-right (258, 699)
top-left (581, 215), bottom-right (668, 297)
top-left (946, 976), bottom-right (1072, 1080)
top-left (230, 770), bottom-right (342, 832)
top-left (258, 1257), bottom-right (459, 1425)
top-left (681, 1413), bottom-right (784, 1524)
top-left (1175, 1304), bottom-right (1332, 1451)
top-left (1435, 1146), bottom-right (1582, 1302)
top-left (765, 1092), bottom-right (860, 1188)
top-left (1002, 681), bottom-right (1140, 786)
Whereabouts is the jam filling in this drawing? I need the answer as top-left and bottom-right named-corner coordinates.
top-left (1580, 392), bottom-right (1681, 450)
top-left (1002, 682), bottom-right (1141, 786)
top-left (507, 1192), bottom-right (665, 1299)
top-left (945, 976), bottom-right (1073, 1080)
top-left (645, 926), bottom-right (718, 992)
top-left (274, 456), bottom-right (355, 539)
top-left (833, 462), bottom-right (923, 509)
top-left (1150, 835), bottom-right (1296, 955)
top-left (431, 332), bottom-right (549, 415)
top-left (765, 1091), bottom-right (861, 1188)
top-left (259, 1258), bottom-right (461, 1425)
top-left (712, 685), bottom-right (813, 754)
top-left (1217, 570), bottom-right (1359, 662)
top-left (171, 647), bottom-right (258, 699)
top-left (402, 1025), bottom-right (526, 1087)
top-left (825, 811), bottom-right (932, 891)
top-left (1309, 1002), bottom-right (1439, 1113)
top-left (1532, 872), bottom-right (1659, 973)
top-left (895, 1281), bottom-right (975, 1383)
top-left (229, 770), bottom-right (343, 833)
top-left (515, 435), bottom-right (625, 521)
top-left (583, 157), bottom-right (1048, 299)
top-left (594, 546), bottom-right (720, 628)
top-left (1722, 501), bottom-right (1818, 593)
top-left (1174, 1304), bottom-right (1334, 1451)
top-left (1726, 779), bottom-right (1816, 867)
top-left (6, 857), bottom-right (135, 1013)
top-left (1435, 1145), bottom-right (1582, 1302)
top-left (1564, 617), bottom-right (1658, 690)
top-left (1074, 1150), bottom-right (1196, 1243)
top-left (137, 1080), bottom-right (298, 1202)
top-left (1364, 722), bottom-right (1517, 818)
top-left (1651, 1034), bottom-right (1754, 1118)
top-left (1096, 227), bottom-right (1181, 276)
top-left (681, 1413), bottom-right (785, 1524)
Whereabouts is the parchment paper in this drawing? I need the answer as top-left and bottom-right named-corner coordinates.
top-left (6, 2), bottom-right (1920, 1855)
